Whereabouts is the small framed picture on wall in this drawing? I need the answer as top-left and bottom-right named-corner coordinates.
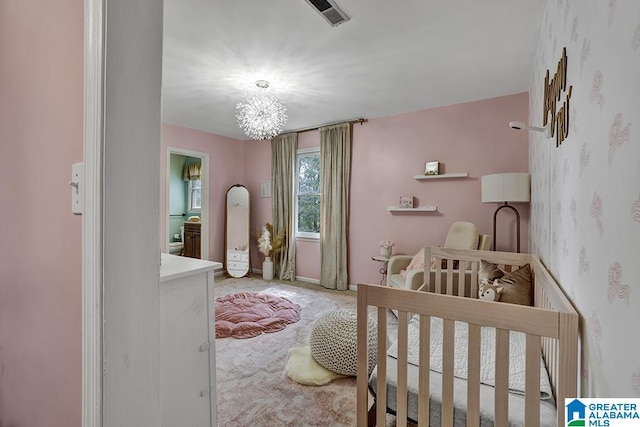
top-left (261, 181), bottom-right (271, 198)
top-left (425, 161), bottom-right (439, 175)
top-left (399, 195), bottom-right (414, 208)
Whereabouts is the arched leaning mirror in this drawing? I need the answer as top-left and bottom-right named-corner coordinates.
top-left (225, 184), bottom-right (250, 278)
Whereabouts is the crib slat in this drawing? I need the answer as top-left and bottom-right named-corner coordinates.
top-left (435, 261), bottom-right (442, 294)
top-left (494, 328), bottom-right (510, 426)
top-left (418, 315), bottom-right (430, 426)
top-left (356, 284), bottom-right (369, 427)
top-left (550, 337), bottom-right (558, 397)
top-left (376, 307), bottom-right (387, 425)
top-left (457, 260), bottom-right (466, 297)
top-left (470, 261), bottom-right (479, 299)
top-left (441, 319), bottom-right (455, 426)
top-left (467, 324), bottom-right (481, 427)
top-left (424, 247), bottom-right (432, 293)
top-left (446, 260), bottom-right (454, 295)
top-left (396, 311), bottom-right (409, 427)
top-left (557, 311), bottom-right (579, 424)
top-left (525, 334), bottom-right (541, 425)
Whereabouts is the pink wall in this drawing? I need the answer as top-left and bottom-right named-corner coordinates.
top-left (350, 93), bottom-right (529, 285)
top-left (245, 93), bottom-right (529, 286)
top-left (0, 1), bottom-right (83, 426)
top-left (241, 141), bottom-right (272, 269)
top-left (161, 123), bottom-right (245, 263)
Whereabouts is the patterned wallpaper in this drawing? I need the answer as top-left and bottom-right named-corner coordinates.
top-left (529, 0), bottom-right (640, 397)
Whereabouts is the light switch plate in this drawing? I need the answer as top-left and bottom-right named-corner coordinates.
top-left (71, 162), bottom-right (84, 215)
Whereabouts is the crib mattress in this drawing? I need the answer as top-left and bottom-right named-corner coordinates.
top-left (368, 355), bottom-right (557, 426)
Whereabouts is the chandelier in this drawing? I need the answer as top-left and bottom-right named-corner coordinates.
top-left (236, 80), bottom-right (288, 140)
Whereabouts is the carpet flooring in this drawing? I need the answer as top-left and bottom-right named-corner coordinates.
top-left (214, 275), bottom-right (408, 426)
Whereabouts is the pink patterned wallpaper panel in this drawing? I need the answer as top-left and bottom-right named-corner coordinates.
top-left (529, 0), bottom-right (640, 397)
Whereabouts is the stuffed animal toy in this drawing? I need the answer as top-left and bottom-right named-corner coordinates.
top-left (478, 279), bottom-right (502, 302)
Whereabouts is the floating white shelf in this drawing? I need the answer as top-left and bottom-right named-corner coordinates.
top-left (387, 206), bottom-right (437, 212)
top-left (413, 172), bottom-right (469, 180)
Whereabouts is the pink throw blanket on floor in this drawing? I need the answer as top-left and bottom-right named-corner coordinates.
top-left (215, 292), bottom-right (302, 339)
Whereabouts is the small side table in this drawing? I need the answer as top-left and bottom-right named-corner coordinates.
top-left (371, 255), bottom-right (390, 285)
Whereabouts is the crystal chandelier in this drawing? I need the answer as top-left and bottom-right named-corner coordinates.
top-left (236, 80), bottom-right (288, 140)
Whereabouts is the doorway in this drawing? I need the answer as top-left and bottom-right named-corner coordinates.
top-left (166, 147), bottom-right (210, 260)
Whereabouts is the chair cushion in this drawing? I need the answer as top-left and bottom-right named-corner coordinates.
top-left (388, 273), bottom-right (407, 288)
top-left (443, 221), bottom-right (479, 249)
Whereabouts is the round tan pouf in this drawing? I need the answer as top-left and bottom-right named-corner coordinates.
top-left (309, 309), bottom-right (377, 376)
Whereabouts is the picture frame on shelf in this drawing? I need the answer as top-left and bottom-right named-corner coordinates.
top-left (425, 161), bottom-right (439, 175)
top-left (399, 195), bottom-right (414, 208)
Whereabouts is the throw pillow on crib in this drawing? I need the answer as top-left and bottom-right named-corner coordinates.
top-left (479, 260), bottom-right (505, 283)
top-left (478, 261), bottom-right (532, 306)
top-left (495, 263), bottom-right (532, 306)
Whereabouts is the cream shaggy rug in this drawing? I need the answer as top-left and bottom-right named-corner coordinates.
top-left (285, 346), bottom-right (346, 386)
top-left (214, 275), bottom-right (407, 427)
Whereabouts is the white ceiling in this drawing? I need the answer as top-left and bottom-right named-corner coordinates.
top-left (162, 0), bottom-right (545, 140)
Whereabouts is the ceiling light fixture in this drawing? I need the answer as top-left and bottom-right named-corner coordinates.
top-left (509, 121), bottom-right (551, 138)
top-left (236, 80), bottom-right (288, 140)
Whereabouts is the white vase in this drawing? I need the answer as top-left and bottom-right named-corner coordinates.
top-left (380, 247), bottom-right (391, 258)
top-left (263, 256), bottom-right (274, 280)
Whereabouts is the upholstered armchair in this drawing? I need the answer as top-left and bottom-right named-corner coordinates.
top-left (386, 222), bottom-right (491, 291)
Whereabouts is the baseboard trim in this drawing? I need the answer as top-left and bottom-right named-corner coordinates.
top-left (296, 276), bottom-right (358, 291)
top-left (295, 275), bottom-right (320, 285)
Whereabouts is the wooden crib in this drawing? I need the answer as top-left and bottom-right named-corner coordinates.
top-left (356, 247), bottom-right (578, 426)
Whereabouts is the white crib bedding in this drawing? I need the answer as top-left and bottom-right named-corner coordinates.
top-left (387, 315), bottom-right (554, 399)
top-left (370, 315), bottom-right (557, 425)
top-left (368, 357), bottom-right (558, 426)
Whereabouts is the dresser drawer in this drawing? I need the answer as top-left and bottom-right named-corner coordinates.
top-left (227, 252), bottom-right (242, 261)
top-left (227, 261), bottom-right (248, 271)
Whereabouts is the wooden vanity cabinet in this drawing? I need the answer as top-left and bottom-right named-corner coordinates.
top-left (183, 222), bottom-right (201, 259)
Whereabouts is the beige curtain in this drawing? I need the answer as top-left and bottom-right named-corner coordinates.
top-left (271, 133), bottom-right (297, 280)
top-left (183, 162), bottom-right (201, 181)
top-left (320, 123), bottom-right (351, 290)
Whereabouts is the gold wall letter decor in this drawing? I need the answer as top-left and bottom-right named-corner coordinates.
top-left (543, 47), bottom-right (573, 147)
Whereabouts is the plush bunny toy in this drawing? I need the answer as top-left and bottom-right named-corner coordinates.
top-left (478, 279), bottom-right (502, 302)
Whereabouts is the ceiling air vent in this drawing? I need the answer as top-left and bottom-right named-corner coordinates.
top-left (304, 0), bottom-right (350, 27)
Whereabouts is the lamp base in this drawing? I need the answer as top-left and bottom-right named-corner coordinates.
top-left (492, 202), bottom-right (521, 253)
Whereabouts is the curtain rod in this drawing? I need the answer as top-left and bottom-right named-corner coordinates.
top-left (283, 118), bottom-right (367, 134)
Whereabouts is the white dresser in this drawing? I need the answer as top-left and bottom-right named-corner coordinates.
top-left (226, 249), bottom-right (249, 276)
top-left (160, 253), bottom-right (222, 427)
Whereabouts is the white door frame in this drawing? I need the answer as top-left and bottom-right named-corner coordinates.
top-left (83, 0), bottom-right (164, 426)
top-left (166, 147), bottom-right (210, 260)
top-left (83, 0), bottom-right (104, 425)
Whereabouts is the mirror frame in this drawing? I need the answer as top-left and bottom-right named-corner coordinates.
top-left (224, 184), bottom-right (250, 278)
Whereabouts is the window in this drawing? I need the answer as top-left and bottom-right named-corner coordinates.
top-left (188, 179), bottom-right (202, 211)
top-left (295, 148), bottom-right (320, 239)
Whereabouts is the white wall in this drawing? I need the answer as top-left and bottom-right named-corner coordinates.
top-left (529, 0), bottom-right (640, 397)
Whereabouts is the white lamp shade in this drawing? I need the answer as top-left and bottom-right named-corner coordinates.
top-left (481, 173), bottom-right (530, 203)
